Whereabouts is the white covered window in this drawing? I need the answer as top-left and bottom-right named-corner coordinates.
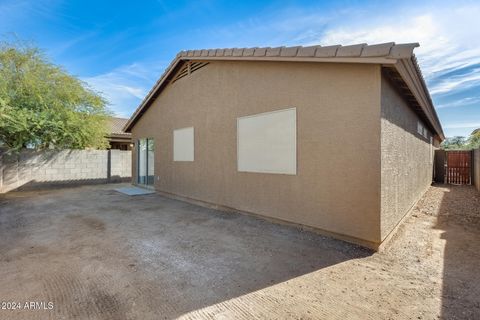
top-left (417, 121), bottom-right (429, 138)
top-left (237, 107), bottom-right (297, 175)
top-left (173, 127), bottom-right (194, 161)
top-left (417, 121), bottom-right (423, 135)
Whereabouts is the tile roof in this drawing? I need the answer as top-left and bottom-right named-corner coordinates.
top-left (177, 42), bottom-right (418, 60)
top-left (123, 42), bottom-right (443, 140)
top-left (108, 117), bottom-right (131, 136)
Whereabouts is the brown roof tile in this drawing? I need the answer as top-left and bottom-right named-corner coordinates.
top-left (388, 43), bottom-right (419, 59)
top-left (297, 45), bottom-right (320, 57)
top-left (243, 48), bottom-right (256, 56)
top-left (178, 43), bottom-right (417, 61)
top-left (108, 117), bottom-right (131, 136)
top-left (232, 48), bottom-right (244, 56)
top-left (280, 46), bottom-right (300, 57)
top-left (266, 47), bottom-right (283, 56)
top-left (315, 45), bottom-right (340, 57)
top-left (361, 42), bottom-right (395, 57)
top-left (253, 47), bottom-right (267, 56)
top-left (336, 44), bottom-right (366, 57)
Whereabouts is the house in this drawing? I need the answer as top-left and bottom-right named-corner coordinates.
top-left (107, 117), bottom-right (132, 150)
top-left (123, 42), bottom-right (444, 250)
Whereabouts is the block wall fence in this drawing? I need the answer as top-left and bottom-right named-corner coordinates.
top-left (0, 149), bottom-right (131, 193)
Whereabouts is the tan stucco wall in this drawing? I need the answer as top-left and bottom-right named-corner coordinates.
top-left (380, 76), bottom-right (434, 240)
top-left (132, 60), bottom-right (382, 245)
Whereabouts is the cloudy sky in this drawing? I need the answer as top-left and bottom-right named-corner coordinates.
top-left (1, 0), bottom-right (479, 137)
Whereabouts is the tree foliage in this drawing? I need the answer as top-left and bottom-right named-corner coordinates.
top-left (467, 130), bottom-right (480, 149)
top-left (0, 39), bottom-right (110, 152)
top-left (441, 131), bottom-right (480, 150)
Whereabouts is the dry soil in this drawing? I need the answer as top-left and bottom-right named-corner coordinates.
top-left (0, 183), bottom-right (479, 319)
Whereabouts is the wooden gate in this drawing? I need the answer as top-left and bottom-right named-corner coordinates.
top-left (445, 151), bottom-right (472, 185)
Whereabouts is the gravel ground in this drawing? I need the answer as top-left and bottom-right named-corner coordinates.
top-left (0, 183), bottom-right (479, 319)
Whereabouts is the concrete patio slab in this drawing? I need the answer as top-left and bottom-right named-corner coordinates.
top-left (115, 186), bottom-right (156, 196)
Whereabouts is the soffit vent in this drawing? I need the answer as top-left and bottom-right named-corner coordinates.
top-left (171, 61), bottom-right (209, 83)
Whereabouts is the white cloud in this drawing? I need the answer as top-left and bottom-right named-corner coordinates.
top-left (443, 122), bottom-right (480, 129)
top-left (81, 62), bottom-right (165, 117)
top-left (437, 97), bottom-right (480, 109)
top-left (430, 69), bottom-right (480, 95)
top-left (319, 15), bottom-right (440, 49)
top-left (314, 5), bottom-right (480, 98)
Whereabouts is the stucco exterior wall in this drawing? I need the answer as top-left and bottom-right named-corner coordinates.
top-left (131, 60), bottom-right (383, 245)
top-left (380, 76), bottom-right (434, 240)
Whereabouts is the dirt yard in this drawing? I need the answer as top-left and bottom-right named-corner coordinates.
top-left (0, 183), bottom-right (479, 319)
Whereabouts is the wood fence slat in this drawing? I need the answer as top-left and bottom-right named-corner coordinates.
top-left (446, 151), bottom-right (472, 185)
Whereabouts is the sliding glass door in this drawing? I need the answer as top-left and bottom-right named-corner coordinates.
top-left (137, 138), bottom-right (154, 187)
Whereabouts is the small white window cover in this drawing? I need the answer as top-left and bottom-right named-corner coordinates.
top-left (173, 127), bottom-right (194, 161)
top-left (237, 107), bottom-right (297, 175)
top-left (417, 121), bottom-right (423, 135)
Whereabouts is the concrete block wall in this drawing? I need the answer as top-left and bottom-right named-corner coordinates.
top-left (474, 148), bottom-right (480, 192)
top-left (110, 149), bottom-right (132, 182)
top-left (0, 149), bottom-right (131, 193)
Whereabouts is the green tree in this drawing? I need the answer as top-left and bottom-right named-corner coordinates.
top-left (466, 129), bottom-right (480, 149)
top-left (441, 131), bottom-right (480, 150)
top-left (0, 39), bottom-right (110, 152)
top-left (441, 136), bottom-right (468, 150)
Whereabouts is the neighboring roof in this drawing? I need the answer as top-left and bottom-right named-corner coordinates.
top-left (107, 117), bottom-right (131, 138)
top-left (123, 42), bottom-right (444, 140)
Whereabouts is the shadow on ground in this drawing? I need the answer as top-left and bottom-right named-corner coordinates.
top-left (0, 184), bottom-right (371, 319)
top-left (432, 184), bottom-right (480, 319)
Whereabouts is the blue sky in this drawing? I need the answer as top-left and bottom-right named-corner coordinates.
top-left (1, 0), bottom-right (479, 137)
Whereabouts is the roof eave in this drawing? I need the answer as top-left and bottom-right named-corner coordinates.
top-left (392, 58), bottom-right (445, 141)
top-left (186, 56), bottom-right (398, 64)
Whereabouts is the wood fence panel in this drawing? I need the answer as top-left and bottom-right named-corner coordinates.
top-left (446, 151), bottom-right (472, 185)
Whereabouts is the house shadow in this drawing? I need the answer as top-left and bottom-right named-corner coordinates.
top-left (12, 176), bottom-right (130, 191)
top-left (111, 192), bottom-right (375, 318)
top-left (433, 184), bottom-right (480, 319)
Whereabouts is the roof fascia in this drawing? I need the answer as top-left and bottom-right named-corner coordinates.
top-left (187, 56), bottom-right (398, 64)
top-left (393, 59), bottom-right (445, 140)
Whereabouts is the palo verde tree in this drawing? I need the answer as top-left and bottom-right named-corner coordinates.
top-left (0, 39), bottom-right (110, 152)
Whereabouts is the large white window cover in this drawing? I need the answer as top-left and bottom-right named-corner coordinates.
top-left (237, 107), bottom-right (297, 175)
